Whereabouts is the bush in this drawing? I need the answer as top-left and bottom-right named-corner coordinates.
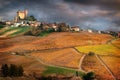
top-left (38, 28), bottom-right (55, 36)
top-left (88, 52), bottom-right (95, 56)
top-left (82, 72), bottom-right (95, 80)
top-left (0, 25), bottom-right (4, 29)
top-left (0, 22), bottom-right (5, 29)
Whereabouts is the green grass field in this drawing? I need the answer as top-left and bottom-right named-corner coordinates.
top-left (42, 66), bottom-right (84, 76)
top-left (0, 27), bottom-right (19, 35)
top-left (75, 44), bottom-right (120, 55)
top-left (0, 26), bottom-right (30, 37)
top-left (10, 27), bottom-right (30, 36)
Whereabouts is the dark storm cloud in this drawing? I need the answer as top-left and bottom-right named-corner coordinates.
top-left (0, 0), bottom-right (120, 31)
top-left (64, 0), bottom-right (120, 10)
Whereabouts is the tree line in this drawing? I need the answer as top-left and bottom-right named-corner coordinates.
top-left (1, 64), bottom-right (24, 77)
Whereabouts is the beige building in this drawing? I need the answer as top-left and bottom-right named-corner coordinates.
top-left (71, 26), bottom-right (80, 32)
top-left (14, 10), bottom-right (28, 22)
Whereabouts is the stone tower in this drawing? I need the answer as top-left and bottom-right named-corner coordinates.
top-left (15, 9), bottom-right (28, 22)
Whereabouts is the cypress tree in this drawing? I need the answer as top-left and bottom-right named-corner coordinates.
top-left (1, 64), bottom-right (9, 77)
top-left (9, 64), bottom-right (17, 77)
top-left (17, 65), bottom-right (24, 76)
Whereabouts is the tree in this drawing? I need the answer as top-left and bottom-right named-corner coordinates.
top-left (9, 64), bottom-right (24, 77)
top-left (57, 23), bottom-right (69, 32)
top-left (1, 64), bottom-right (9, 77)
top-left (76, 71), bottom-right (79, 76)
top-left (0, 22), bottom-right (5, 29)
top-left (17, 65), bottom-right (24, 76)
top-left (26, 15), bottom-right (37, 21)
top-left (88, 52), bottom-right (95, 56)
top-left (1, 64), bottom-right (24, 77)
top-left (38, 23), bottom-right (44, 30)
top-left (82, 72), bottom-right (95, 80)
top-left (9, 64), bottom-right (17, 77)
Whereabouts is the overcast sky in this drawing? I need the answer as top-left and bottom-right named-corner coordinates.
top-left (0, 0), bottom-right (120, 31)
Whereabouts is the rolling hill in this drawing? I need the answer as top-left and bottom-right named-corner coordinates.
top-left (0, 32), bottom-right (113, 53)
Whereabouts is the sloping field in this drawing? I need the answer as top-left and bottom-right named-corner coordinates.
top-left (82, 55), bottom-right (114, 80)
top-left (0, 52), bottom-right (84, 77)
top-left (0, 27), bottom-right (30, 37)
top-left (0, 36), bottom-right (39, 52)
top-left (31, 32), bottom-right (112, 48)
top-left (0, 53), bottom-right (45, 75)
top-left (0, 32), bottom-right (113, 52)
top-left (76, 44), bottom-right (120, 56)
top-left (30, 48), bottom-right (82, 69)
top-left (112, 39), bottom-right (120, 48)
top-left (101, 56), bottom-right (120, 80)
top-left (0, 30), bottom-right (19, 37)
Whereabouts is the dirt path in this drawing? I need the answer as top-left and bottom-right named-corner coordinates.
top-left (78, 54), bottom-right (86, 72)
top-left (96, 55), bottom-right (117, 80)
top-left (0, 30), bottom-right (18, 37)
top-left (73, 48), bottom-right (86, 72)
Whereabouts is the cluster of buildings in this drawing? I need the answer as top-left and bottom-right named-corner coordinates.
top-left (1, 9), bottom-right (120, 37)
top-left (5, 9), bottom-right (41, 27)
top-left (4, 9), bottom-right (78, 32)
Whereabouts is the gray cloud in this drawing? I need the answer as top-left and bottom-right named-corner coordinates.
top-left (64, 0), bottom-right (120, 10)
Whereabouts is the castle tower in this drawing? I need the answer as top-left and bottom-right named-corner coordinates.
top-left (15, 9), bottom-right (28, 22)
top-left (17, 9), bottom-right (28, 20)
top-left (24, 9), bottom-right (28, 18)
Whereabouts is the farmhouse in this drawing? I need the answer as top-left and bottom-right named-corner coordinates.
top-left (98, 30), bottom-right (102, 34)
top-left (71, 26), bottom-right (80, 32)
top-left (87, 29), bottom-right (93, 33)
top-left (50, 23), bottom-right (58, 31)
top-left (6, 21), bottom-right (14, 25)
top-left (30, 21), bottom-right (41, 27)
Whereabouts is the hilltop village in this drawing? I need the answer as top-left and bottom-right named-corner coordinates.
top-left (0, 9), bottom-right (120, 37)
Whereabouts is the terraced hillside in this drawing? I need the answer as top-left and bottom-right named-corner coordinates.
top-left (0, 32), bottom-right (113, 53)
top-left (81, 54), bottom-right (114, 80)
top-left (101, 56), bottom-right (120, 80)
top-left (0, 52), bottom-right (45, 75)
top-left (0, 31), bottom-right (119, 80)
top-left (30, 48), bottom-right (83, 69)
top-left (75, 37), bottom-right (120, 80)
top-left (112, 39), bottom-right (120, 48)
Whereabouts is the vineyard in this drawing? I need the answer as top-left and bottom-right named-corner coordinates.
top-left (81, 55), bottom-right (114, 80)
top-left (0, 53), bottom-right (45, 75)
top-left (75, 44), bottom-right (120, 56)
top-left (30, 48), bottom-right (83, 69)
top-left (112, 39), bottom-right (120, 48)
top-left (0, 31), bottom-right (119, 80)
top-left (101, 56), bottom-right (120, 80)
top-left (0, 32), bottom-right (113, 53)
